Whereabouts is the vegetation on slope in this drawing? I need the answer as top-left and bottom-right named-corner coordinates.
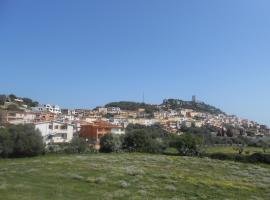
top-left (105, 98), bottom-right (226, 116)
top-left (0, 94), bottom-right (39, 108)
top-left (105, 101), bottom-right (158, 113)
top-left (163, 98), bottom-right (225, 115)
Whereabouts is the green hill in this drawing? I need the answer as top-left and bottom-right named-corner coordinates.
top-left (163, 99), bottom-right (225, 115)
top-left (105, 101), bottom-right (158, 113)
top-left (105, 99), bottom-right (225, 115)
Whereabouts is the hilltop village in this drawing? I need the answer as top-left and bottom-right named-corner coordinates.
top-left (0, 94), bottom-right (269, 149)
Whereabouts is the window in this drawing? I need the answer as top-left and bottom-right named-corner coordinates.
top-left (54, 125), bottom-right (59, 129)
top-left (62, 133), bottom-right (67, 139)
top-left (8, 113), bottom-right (16, 117)
top-left (49, 125), bottom-right (53, 129)
top-left (60, 125), bottom-right (67, 130)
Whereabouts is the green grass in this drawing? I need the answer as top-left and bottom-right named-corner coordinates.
top-left (203, 146), bottom-right (267, 154)
top-left (0, 153), bottom-right (270, 200)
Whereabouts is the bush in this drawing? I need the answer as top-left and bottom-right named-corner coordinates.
top-left (208, 153), bottom-right (235, 160)
top-left (146, 138), bottom-right (167, 153)
top-left (100, 134), bottom-right (123, 153)
top-left (46, 144), bottom-right (65, 153)
top-left (0, 128), bottom-right (14, 158)
top-left (169, 134), bottom-right (202, 156)
top-left (65, 137), bottom-right (92, 154)
top-left (207, 152), bottom-right (270, 164)
top-left (126, 124), bottom-right (168, 138)
top-left (122, 130), bottom-right (150, 152)
top-left (0, 124), bottom-right (44, 158)
top-left (247, 153), bottom-right (270, 164)
top-left (6, 104), bottom-right (22, 111)
top-left (122, 130), bottom-right (167, 153)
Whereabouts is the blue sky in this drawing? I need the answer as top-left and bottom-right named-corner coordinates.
top-left (0, 0), bottom-right (269, 125)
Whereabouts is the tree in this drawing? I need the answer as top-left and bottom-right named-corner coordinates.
top-left (126, 124), bottom-right (168, 138)
top-left (6, 104), bottom-right (22, 111)
top-left (258, 140), bottom-right (269, 153)
top-left (68, 137), bottom-right (89, 153)
top-left (22, 98), bottom-right (39, 107)
top-left (122, 129), bottom-right (167, 153)
top-left (226, 128), bottom-right (234, 137)
top-left (100, 134), bottom-right (122, 153)
top-left (8, 124), bottom-right (44, 157)
top-left (9, 94), bottom-right (17, 101)
top-left (123, 130), bottom-right (150, 152)
top-left (122, 124), bottom-right (169, 153)
top-left (0, 128), bottom-right (14, 158)
top-left (0, 124), bottom-right (44, 158)
top-left (170, 134), bottom-right (203, 156)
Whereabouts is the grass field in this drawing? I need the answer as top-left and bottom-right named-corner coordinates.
top-left (0, 153), bottom-right (270, 200)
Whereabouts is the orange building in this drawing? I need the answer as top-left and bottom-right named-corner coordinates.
top-left (80, 120), bottom-right (121, 146)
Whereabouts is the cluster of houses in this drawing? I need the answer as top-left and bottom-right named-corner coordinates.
top-left (1, 98), bottom-right (270, 149)
top-left (0, 104), bottom-right (126, 148)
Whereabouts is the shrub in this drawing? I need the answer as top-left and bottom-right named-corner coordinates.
top-left (209, 153), bottom-right (235, 160)
top-left (245, 150), bottom-right (250, 155)
top-left (46, 144), bottom-right (65, 153)
top-left (122, 130), bottom-right (150, 152)
top-left (146, 138), bottom-right (167, 153)
top-left (169, 134), bottom-right (202, 156)
top-left (122, 130), bottom-right (167, 153)
top-left (0, 128), bottom-right (14, 158)
top-left (208, 152), bottom-right (270, 164)
top-left (65, 137), bottom-right (91, 154)
top-left (100, 134), bottom-right (123, 153)
top-left (247, 153), bottom-right (270, 164)
top-left (6, 104), bottom-right (22, 111)
top-left (0, 124), bottom-right (44, 158)
top-left (126, 124), bottom-right (168, 138)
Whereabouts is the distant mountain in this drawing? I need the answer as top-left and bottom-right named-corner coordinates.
top-left (162, 99), bottom-right (225, 115)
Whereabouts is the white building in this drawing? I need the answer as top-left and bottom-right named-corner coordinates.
top-left (32, 104), bottom-right (61, 114)
top-left (129, 118), bottom-right (158, 126)
top-left (35, 121), bottom-right (74, 144)
top-left (98, 107), bottom-right (108, 114)
top-left (111, 127), bottom-right (125, 135)
top-left (61, 115), bottom-right (79, 122)
top-left (107, 107), bottom-right (121, 114)
top-left (110, 118), bottom-right (129, 128)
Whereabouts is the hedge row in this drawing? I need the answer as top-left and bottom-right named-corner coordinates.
top-left (207, 152), bottom-right (270, 164)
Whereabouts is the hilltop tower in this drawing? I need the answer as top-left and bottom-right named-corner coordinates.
top-left (192, 95), bottom-right (196, 103)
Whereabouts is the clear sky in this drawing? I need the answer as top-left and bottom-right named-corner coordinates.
top-left (0, 0), bottom-right (269, 125)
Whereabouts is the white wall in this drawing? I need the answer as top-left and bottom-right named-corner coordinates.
top-left (35, 121), bottom-right (74, 144)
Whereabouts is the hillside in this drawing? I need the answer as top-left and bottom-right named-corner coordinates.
top-left (0, 94), bottom-right (39, 111)
top-left (163, 99), bottom-right (225, 115)
top-left (105, 99), bottom-right (225, 116)
top-left (0, 153), bottom-right (269, 200)
top-left (105, 101), bottom-right (158, 113)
